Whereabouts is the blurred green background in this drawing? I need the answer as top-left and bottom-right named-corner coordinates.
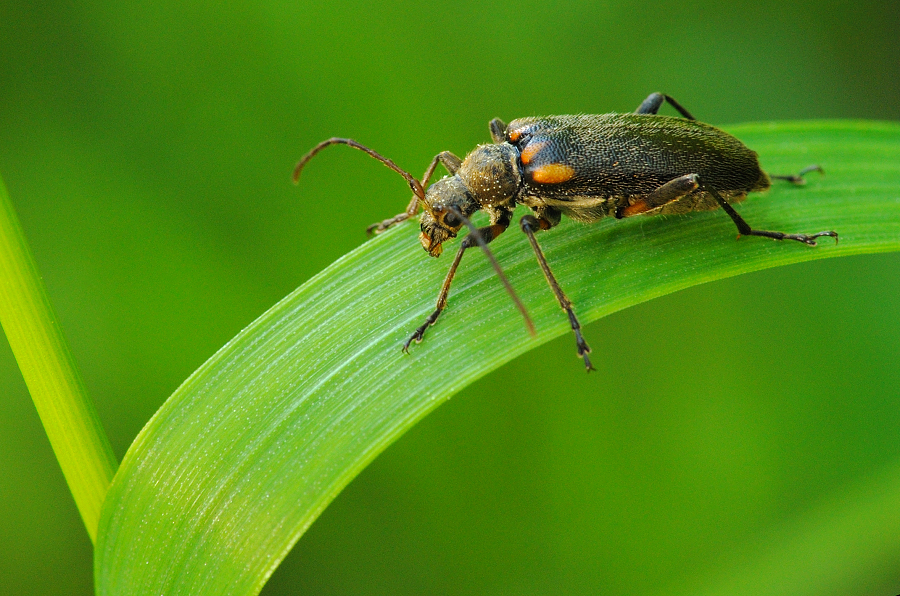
top-left (2, 1), bottom-right (899, 594)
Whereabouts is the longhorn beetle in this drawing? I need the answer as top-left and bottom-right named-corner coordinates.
top-left (293, 93), bottom-right (838, 371)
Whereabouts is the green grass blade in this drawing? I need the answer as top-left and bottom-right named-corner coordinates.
top-left (0, 175), bottom-right (117, 543)
top-left (95, 121), bottom-right (900, 595)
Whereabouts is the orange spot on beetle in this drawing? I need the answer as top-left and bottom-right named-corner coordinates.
top-left (508, 128), bottom-right (523, 142)
top-left (520, 141), bottom-right (546, 165)
top-left (531, 163), bottom-right (576, 184)
top-left (620, 199), bottom-right (650, 217)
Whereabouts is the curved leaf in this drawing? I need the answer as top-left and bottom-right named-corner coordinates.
top-left (0, 176), bottom-right (117, 542)
top-left (95, 121), bottom-right (900, 595)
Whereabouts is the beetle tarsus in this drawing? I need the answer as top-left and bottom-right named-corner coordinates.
top-left (771, 164), bottom-right (824, 185)
top-left (703, 182), bottom-right (838, 247)
top-left (741, 229), bottom-right (839, 245)
top-left (367, 212), bottom-right (413, 235)
top-left (569, 311), bottom-right (594, 372)
top-left (580, 351), bottom-right (594, 372)
top-left (402, 308), bottom-right (442, 352)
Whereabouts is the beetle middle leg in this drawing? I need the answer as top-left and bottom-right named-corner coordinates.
top-left (367, 151), bottom-right (463, 235)
top-left (403, 220), bottom-right (511, 351)
top-left (520, 213), bottom-right (594, 372)
top-left (615, 174), bottom-right (700, 218)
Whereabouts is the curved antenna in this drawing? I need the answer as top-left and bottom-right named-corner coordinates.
top-left (451, 207), bottom-right (536, 337)
top-left (293, 137), bottom-right (425, 200)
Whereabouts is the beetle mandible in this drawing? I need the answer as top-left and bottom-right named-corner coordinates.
top-left (293, 93), bottom-right (838, 371)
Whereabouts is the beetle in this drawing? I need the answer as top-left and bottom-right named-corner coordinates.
top-left (293, 93), bottom-right (838, 371)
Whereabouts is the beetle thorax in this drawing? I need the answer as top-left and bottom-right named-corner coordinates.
top-left (457, 143), bottom-right (521, 209)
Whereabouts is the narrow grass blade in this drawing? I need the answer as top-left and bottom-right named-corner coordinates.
top-left (0, 175), bottom-right (117, 543)
top-left (96, 121), bottom-right (900, 595)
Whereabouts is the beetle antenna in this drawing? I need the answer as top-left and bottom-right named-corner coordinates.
top-left (451, 207), bottom-right (536, 337)
top-left (293, 137), bottom-right (425, 200)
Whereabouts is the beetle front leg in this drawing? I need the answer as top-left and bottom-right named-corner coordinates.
top-left (520, 214), bottom-right (594, 372)
top-left (703, 183), bottom-right (838, 246)
top-left (366, 194), bottom-right (422, 236)
top-left (403, 222), bottom-right (509, 351)
top-left (367, 151), bottom-right (463, 235)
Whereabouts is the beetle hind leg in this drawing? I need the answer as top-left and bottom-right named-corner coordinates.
top-left (635, 93), bottom-right (696, 120)
top-left (770, 164), bottom-right (824, 185)
top-left (520, 214), bottom-right (594, 372)
top-left (702, 182), bottom-right (838, 246)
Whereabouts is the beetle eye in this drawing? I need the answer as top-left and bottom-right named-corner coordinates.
top-left (443, 211), bottom-right (461, 228)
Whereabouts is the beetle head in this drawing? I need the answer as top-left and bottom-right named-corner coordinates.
top-left (419, 176), bottom-right (478, 257)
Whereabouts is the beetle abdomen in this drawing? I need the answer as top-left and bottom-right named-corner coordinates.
top-left (508, 114), bottom-right (769, 200)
